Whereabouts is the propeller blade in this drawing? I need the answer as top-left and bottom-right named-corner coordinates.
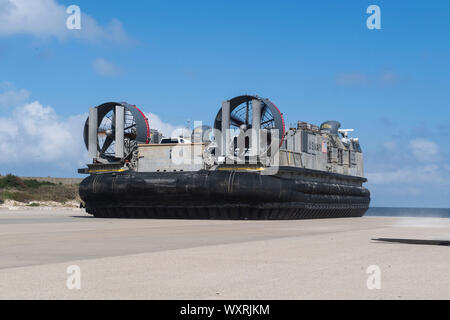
top-left (261, 119), bottom-right (274, 126)
top-left (245, 101), bottom-right (250, 125)
top-left (124, 124), bottom-right (136, 131)
top-left (112, 109), bottom-right (116, 130)
top-left (100, 137), bottom-right (114, 156)
top-left (231, 115), bottom-right (244, 127)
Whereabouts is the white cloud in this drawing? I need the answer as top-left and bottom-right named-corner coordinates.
top-left (409, 138), bottom-right (439, 162)
top-left (0, 82), bottom-right (30, 108)
top-left (367, 137), bottom-right (449, 190)
top-left (145, 112), bottom-right (190, 137)
top-left (366, 163), bottom-right (450, 204)
top-left (92, 58), bottom-right (122, 77)
top-left (0, 101), bottom-right (88, 168)
top-left (0, 0), bottom-right (134, 45)
top-left (0, 0), bottom-right (64, 37)
top-left (367, 165), bottom-right (446, 185)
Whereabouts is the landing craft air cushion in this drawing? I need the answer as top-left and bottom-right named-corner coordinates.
top-left (79, 95), bottom-right (370, 219)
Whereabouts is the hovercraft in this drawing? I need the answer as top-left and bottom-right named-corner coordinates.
top-left (79, 96), bottom-right (370, 219)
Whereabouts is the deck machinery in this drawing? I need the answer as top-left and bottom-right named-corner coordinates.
top-left (79, 95), bottom-right (370, 219)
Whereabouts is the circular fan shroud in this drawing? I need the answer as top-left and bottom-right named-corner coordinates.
top-left (83, 102), bottom-right (150, 160)
top-left (213, 95), bottom-right (286, 146)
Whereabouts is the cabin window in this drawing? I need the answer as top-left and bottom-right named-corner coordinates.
top-left (350, 151), bottom-right (357, 165)
top-left (301, 132), bottom-right (308, 153)
top-left (338, 149), bottom-right (343, 164)
top-left (161, 138), bottom-right (180, 144)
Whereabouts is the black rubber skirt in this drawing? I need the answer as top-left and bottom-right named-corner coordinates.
top-left (79, 170), bottom-right (370, 220)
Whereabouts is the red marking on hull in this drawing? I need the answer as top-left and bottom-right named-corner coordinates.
top-left (133, 105), bottom-right (150, 144)
top-left (268, 100), bottom-right (286, 147)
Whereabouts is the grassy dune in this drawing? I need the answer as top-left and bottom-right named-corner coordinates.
top-left (0, 175), bottom-right (80, 206)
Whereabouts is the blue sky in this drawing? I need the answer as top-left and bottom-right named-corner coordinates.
top-left (0, 0), bottom-right (449, 207)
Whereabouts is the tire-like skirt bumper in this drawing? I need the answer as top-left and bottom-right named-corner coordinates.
top-left (80, 170), bottom-right (370, 220)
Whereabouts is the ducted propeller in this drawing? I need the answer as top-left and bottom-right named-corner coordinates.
top-left (84, 102), bottom-right (150, 162)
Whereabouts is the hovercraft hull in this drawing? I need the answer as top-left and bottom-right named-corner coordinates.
top-left (79, 168), bottom-right (370, 220)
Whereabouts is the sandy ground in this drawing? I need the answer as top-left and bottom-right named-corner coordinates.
top-left (0, 208), bottom-right (449, 300)
top-left (0, 199), bottom-right (80, 209)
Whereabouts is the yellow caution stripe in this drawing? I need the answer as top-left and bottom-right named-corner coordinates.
top-left (88, 169), bottom-right (128, 174)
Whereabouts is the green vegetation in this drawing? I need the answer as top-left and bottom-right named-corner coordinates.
top-left (0, 174), bottom-right (80, 205)
top-left (0, 175), bottom-right (55, 189)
